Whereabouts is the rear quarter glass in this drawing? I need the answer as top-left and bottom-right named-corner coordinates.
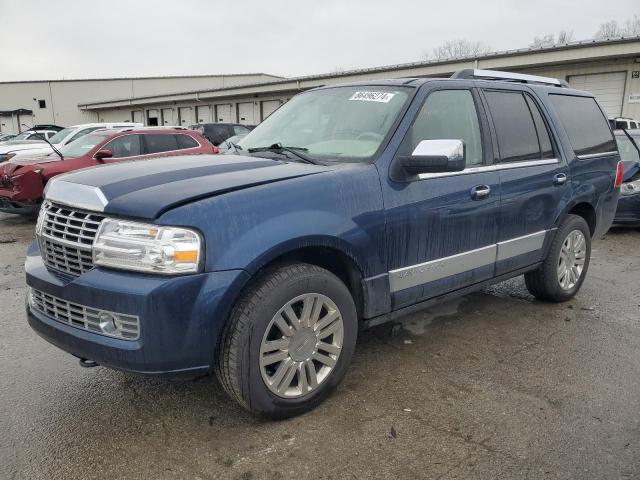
top-left (548, 94), bottom-right (616, 157)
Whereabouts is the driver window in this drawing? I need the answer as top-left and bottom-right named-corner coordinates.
top-left (103, 135), bottom-right (142, 158)
top-left (402, 90), bottom-right (483, 166)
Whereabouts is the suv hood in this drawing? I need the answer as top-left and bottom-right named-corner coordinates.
top-left (45, 154), bottom-right (330, 218)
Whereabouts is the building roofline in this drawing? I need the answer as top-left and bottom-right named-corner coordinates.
top-left (0, 72), bottom-right (284, 85)
top-left (79, 35), bottom-right (640, 109)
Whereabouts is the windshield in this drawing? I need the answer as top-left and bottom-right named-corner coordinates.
top-left (58, 133), bottom-right (106, 158)
top-left (48, 127), bottom-right (74, 144)
top-left (238, 86), bottom-right (411, 163)
top-left (616, 135), bottom-right (640, 162)
top-left (13, 131), bottom-right (39, 141)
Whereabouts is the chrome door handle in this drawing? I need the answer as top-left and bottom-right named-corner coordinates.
top-left (554, 173), bottom-right (568, 186)
top-left (470, 185), bottom-right (491, 200)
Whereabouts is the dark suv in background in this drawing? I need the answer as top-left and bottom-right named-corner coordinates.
top-left (25, 70), bottom-right (621, 418)
top-left (190, 123), bottom-right (253, 146)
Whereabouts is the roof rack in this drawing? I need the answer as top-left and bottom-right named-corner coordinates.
top-left (451, 69), bottom-right (569, 87)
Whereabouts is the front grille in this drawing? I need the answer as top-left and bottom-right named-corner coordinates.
top-left (29, 288), bottom-right (140, 340)
top-left (38, 201), bottom-right (105, 276)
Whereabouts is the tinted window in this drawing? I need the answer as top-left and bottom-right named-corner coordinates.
top-left (401, 89), bottom-right (483, 166)
top-left (143, 133), bottom-right (179, 154)
top-left (233, 125), bottom-right (250, 136)
top-left (104, 135), bottom-right (142, 158)
top-left (485, 90), bottom-right (541, 162)
top-left (175, 134), bottom-right (198, 149)
top-left (524, 95), bottom-right (554, 159)
top-left (550, 95), bottom-right (616, 157)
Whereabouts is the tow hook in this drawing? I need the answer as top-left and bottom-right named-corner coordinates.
top-left (79, 358), bottom-right (99, 368)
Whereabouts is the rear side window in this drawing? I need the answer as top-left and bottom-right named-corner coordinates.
top-left (484, 90), bottom-right (547, 162)
top-left (549, 94), bottom-right (616, 157)
top-left (175, 134), bottom-right (198, 149)
top-left (143, 134), bottom-right (179, 154)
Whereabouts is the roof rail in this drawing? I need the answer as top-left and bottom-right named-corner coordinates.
top-left (451, 69), bottom-right (569, 87)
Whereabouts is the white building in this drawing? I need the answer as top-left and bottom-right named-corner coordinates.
top-left (2, 36), bottom-right (639, 134)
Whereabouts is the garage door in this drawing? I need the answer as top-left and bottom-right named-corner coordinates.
top-left (132, 110), bottom-right (143, 124)
top-left (261, 100), bottom-right (281, 121)
top-left (568, 72), bottom-right (626, 117)
top-left (179, 107), bottom-right (195, 126)
top-left (237, 102), bottom-right (257, 125)
top-left (161, 108), bottom-right (175, 126)
top-left (197, 105), bottom-right (211, 123)
top-left (215, 104), bottom-right (232, 123)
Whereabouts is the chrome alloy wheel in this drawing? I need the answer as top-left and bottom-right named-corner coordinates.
top-left (557, 229), bottom-right (587, 290)
top-left (259, 293), bottom-right (344, 398)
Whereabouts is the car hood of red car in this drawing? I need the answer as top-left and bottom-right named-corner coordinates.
top-left (1, 155), bottom-right (62, 175)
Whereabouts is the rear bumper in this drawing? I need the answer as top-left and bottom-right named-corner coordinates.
top-left (613, 193), bottom-right (640, 227)
top-left (25, 241), bottom-right (250, 375)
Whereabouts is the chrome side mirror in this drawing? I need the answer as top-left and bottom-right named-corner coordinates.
top-left (401, 139), bottom-right (466, 176)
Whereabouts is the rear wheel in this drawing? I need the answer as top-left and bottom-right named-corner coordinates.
top-left (525, 214), bottom-right (591, 302)
top-left (216, 263), bottom-right (357, 418)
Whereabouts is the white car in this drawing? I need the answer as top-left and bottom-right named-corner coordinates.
top-left (0, 122), bottom-right (142, 162)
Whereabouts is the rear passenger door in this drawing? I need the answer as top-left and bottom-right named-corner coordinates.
top-left (481, 88), bottom-right (570, 276)
top-left (383, 87), bottom-right (500, 309)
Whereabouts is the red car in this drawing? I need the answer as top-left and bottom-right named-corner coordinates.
top-left (0, 128), bottom-right (217, 215)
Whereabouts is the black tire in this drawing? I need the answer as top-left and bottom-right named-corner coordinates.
top-left (215, 263), bottom-right (358, 418)
top-left (525, 214), bottom-right (591, 302)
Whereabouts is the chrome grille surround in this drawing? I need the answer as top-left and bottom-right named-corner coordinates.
top-left (37, 201), bottom-right (105, 276)
top-left (29, 288), bottom-right (140, 340)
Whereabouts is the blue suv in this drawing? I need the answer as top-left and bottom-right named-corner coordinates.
top-left (26, 70), bottom-right (622, 417)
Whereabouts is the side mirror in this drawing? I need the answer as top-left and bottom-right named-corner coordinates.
top-left (395, 139), bottom-right (466, 179)
top-left (94, 149), bottom-right (113, 161)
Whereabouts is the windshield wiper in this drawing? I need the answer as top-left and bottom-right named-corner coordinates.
top-left (247, 143), bottom-right (317, 164)
top-left (20, 123), bottom-right (64, 161)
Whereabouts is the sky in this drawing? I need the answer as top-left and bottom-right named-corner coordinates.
top-left (0, 0), bottom-right (637, 81)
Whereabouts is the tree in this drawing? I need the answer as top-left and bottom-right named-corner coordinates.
top-left (595, 16), bottom-right (640, 39)
top-left (529, 30), bottom-right (574, 49)
top-left (426, 39), bottom-right (492, 61)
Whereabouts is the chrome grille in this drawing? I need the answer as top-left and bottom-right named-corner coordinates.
top-left (29, 288), bottom-right (140, 340)
top-left (38, 201), bottom-right (105, 276)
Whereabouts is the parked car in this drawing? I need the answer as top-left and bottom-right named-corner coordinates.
top-left (25, 70), bottom-right (621, 418)
top-left (0, 128), bottom-right (216, 215)
top-left (0, 130), bottom-right (59, 162)
top-left (613, 130), bottom-right (640, 226)
top-left (0, 133), bottom-right (16, 143)
top-left (609, 117), bottom-right (640, 130)
top-left (0, 122), bottom-right (142, 163)
top-left (190, 123), bottom-right (253, 146)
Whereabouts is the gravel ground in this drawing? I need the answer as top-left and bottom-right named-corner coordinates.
top-left (1, 212), bottom-right (639, 480)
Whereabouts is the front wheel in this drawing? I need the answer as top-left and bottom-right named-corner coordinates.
top-left (216, 263), bottom-right (357, 418)
top-left (525, 214), bottom-right (591, 302)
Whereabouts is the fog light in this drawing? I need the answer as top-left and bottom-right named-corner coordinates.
top-left (98, 311), bottom-right (119, 335)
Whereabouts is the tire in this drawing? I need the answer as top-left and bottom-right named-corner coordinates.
top-left (215, 263), bottom-right (358, 418)
top-left (525, 214), bottom-right (591, 302)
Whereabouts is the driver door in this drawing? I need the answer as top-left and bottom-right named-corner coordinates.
top-left (382, 87), bottom-right (501, 310)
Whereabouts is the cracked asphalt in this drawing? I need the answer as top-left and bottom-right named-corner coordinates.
top-left (1, 212), bottom-right (639, 480)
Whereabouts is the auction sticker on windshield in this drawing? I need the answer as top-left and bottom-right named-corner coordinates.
top-left (349, 91), bottom-right (396, 103)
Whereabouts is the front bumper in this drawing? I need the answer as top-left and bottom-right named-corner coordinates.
top-left (0, 196), bottom-right (39, 215)
top-left (613, 193), bottom-right (640, 227)
top-left (25, 241), bottom-right (250, 375)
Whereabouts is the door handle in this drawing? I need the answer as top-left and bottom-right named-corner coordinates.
top-left (470, 184), bottom-right (491, 200)
top-left (553, 173), bottom-right (568, 186)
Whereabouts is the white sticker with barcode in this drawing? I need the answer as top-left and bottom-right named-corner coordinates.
top-left (349, 91), bottom-right (396, 103)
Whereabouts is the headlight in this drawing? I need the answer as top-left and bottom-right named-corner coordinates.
top-left (93, 219), bottom-right (203, 274)
top-left (620, 179), bottom-right (640, 196)
top-left (0, 153), bottom-right (15, 162)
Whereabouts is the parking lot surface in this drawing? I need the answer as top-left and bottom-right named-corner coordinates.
top-left (1, 212), bottom-right (639, 480)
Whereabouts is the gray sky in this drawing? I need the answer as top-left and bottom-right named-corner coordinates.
top-left (0, 0), bottom-right (636, 81)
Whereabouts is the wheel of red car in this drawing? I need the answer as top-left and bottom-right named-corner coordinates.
top-left (215, 262), bottom-right (358, 418)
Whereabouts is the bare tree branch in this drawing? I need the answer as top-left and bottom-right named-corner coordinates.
top-left (529, 30), bottom-right (574, 49)
top-left (424, 39), bottom-right (492, 61)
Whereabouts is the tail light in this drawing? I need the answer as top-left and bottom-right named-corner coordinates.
top-left (614, 161), bottom-right (624, 188)
top-left (212, 146), bottom-right (220, 154)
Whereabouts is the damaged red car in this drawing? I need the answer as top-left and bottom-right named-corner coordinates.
top-left (0, 128), bottom-right (217, 215)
